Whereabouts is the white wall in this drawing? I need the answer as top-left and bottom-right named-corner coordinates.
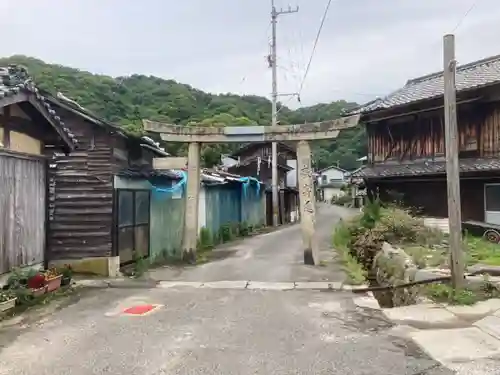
top-left (286, 159), bottom-right (297, 188)
top-left (198, 187), bottom-right (207, 234)
top-left (318, 167), bottom-right (345, 185)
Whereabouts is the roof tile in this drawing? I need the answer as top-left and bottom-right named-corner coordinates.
top-left (0, 65), bottom-right (77, 146)
top-left (352, 54), bottom-right (500, 114)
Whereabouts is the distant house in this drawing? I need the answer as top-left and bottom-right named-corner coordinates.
top-left (350, 53), bottom-right (500, 225)
top-left (316, 165), bottom-right (347, 202)
top-left (0, 65), bottom-right (76, 280)
top-left (223, 142), bottom-right (299, 225)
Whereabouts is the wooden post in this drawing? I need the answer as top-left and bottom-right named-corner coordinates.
top-left (443, 34), bottom-right (465, 289)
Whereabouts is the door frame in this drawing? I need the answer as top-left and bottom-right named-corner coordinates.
top-left (114, 188), bottom-right (151, 265)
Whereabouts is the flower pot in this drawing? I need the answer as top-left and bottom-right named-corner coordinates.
top-left (46, 275), bottom-right (62, 293)
top-left (61, 276), bottom-right (72, 286)
top-left (0, 297), bottom-right (16, 313)
top-left (31, 286), bottom-right (46, 298)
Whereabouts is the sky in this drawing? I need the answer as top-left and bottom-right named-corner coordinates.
top-left (0, 0), bottom-right (499, 108)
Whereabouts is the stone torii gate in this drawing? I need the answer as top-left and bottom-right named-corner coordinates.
top-left (144, 114), bottom-right (360, 265)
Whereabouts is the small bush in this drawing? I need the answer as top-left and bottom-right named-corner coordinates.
top-left (219, 224), bottom-right (233, 243)
top-left (333, 221), bottom-right (367, 285)
top-left (198, 227), bottom-right (214, 251)
top-left (331, 194), bottom-right (351, 206)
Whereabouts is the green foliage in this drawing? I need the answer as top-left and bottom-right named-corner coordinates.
top-left (0, 55), bottom-right (366, 169)
top-left (424, 283), bottom-right (493, 306)
top-left (360, 198), bottom-right (382, 229)
top-left (219, 224), bottom-right (233, 243)
top-left (465, 236), bottom-right (500, 266)
top-left (238, 221), bottom-right (250, 237)
top-left (198, 227), bottom-right (214, 251)
top-left (332, 221), bottom-right (367, 285)
top-left (330, 194), bottom-right (351, 206)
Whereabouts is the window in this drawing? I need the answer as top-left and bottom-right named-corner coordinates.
top-left (321, 175), bottom-right (327, 184)
top-left (116, 189), bottom-right (150, 264)
top-left (485, 185), bottom-right (500, 212)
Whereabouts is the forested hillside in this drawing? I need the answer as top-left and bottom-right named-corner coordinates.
top-left (0, 55), bottom-right (367, 170)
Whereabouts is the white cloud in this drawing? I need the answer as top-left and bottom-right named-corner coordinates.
top-left (0, 0), bottom-right (499, 108)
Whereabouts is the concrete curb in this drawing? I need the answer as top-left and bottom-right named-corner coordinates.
top-left (74, 279), bottom-right (369, 292)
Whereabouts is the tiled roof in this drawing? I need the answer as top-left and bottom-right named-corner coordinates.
top-left (351, 54), bottom-right (500, 114)
top-left (0, 65), bottom-right (77, 146)
top-left (353, 158), bottom-right (500, 179)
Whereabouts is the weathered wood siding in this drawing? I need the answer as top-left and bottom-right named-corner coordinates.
top-left (0, 151), bottom-right (45, 273)
top-left (48, 109), bottom-right (114, 260)
top-left (367, 103), bottom-right (500, 163)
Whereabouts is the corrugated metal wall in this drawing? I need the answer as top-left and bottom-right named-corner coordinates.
top-left (150, 187), bottom-right (185, 262)
top-left (0, 152), bottom-right (45, 274)
top-left (241, 185), bottom-right (265, 227)
top-left (205, 185), bottom-right (242, 236)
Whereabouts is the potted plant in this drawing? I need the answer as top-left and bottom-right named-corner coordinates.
top-left (0, 290), bottom-right (16, 313)
top-left (44, 268), bottom-right (62, 292)
top-left (59, 265), bottom-right (73, 286)
top-left (27, 272), bottom-right (47, 297)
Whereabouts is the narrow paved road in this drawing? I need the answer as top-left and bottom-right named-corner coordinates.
top-left (0, 205), bottom-right (453, 374)
top-left (147, 203), bottom-right (352, 283)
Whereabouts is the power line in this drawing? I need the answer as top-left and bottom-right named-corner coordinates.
top-left (298, 0), bottom-right (333, 96)
top-left (452, 0), bottom-right (480, 33)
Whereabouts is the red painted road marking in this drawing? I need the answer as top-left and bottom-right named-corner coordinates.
top-left (123, 304), bottom-right (158, 316)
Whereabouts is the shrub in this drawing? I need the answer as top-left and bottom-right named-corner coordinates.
top-left (198, 227), bottom-right (214, 251)
top-left (219, 224), bottom-right (233, 242)
top-left (331, 194), bottom-right (351, 206)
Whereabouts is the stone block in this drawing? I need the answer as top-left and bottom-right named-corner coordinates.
top-left (201, 281), bottom-right (248, 289)
top-left (446, 298), bottom-right (500, 320)
top-left (473, 315), bottom-right (500, 340)
top-left (157, 281), bottom-right (203, 289)
top-left (353, 296), bottom-right (380, 310)
top-left (382, 304), bottom-right (460, 329)
top-left (294, 282), bottom-right (342, 290)
top-left (410, 327), bottom-right (500, 364)
top-left (247, 282), bottom-right (295, 290)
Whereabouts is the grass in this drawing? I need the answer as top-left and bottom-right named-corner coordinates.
top-left (424, 278), bottom-right (500, 305)
top-left (465, 235), bottom-right (500, 266)
top-left (332, 221), bottom-right (367, 285)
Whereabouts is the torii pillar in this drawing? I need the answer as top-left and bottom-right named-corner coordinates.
top-left (144, 114), bottom-right (360, 265)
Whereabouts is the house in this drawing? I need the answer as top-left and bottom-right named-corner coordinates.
top-left (0, 65), bottom-right (76, 280)
top-left (316, 165), bottom-right (347, 202)
top-left (222, 142), bottom-right (299, 225)
top-left (350, 53), bottom-right (500, 224)
top-left (41, 91), bottom-right (169, 275)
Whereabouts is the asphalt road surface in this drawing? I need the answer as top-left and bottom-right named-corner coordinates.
top-left (0, 205), bottom-right (453, 375)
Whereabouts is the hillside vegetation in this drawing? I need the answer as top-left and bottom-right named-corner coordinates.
top-left (0, 55), bottom-right (367, 169)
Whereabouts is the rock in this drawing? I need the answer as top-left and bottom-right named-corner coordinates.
top-left (467, 264), bottom-right (500, 277)
top-left (382, 304), bottom-right (461, 329)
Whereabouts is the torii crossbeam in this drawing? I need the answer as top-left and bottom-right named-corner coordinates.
top-left (144, 114), bottom-right (361, 265)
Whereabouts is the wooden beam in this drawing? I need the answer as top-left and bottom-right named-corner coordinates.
top-left (2, 105), bottom-right (11, 148)
top-left (28, 96), bottom-right (76, 151)
top-left (0, 92), bottom-right (29, 109)
top-left (143, 115), bottom-right (360, 143)
top-left (153, 157), bottom-right (188, 170)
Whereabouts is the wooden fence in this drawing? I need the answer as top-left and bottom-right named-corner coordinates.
top-left (0, 151), bottom-right (46, 274)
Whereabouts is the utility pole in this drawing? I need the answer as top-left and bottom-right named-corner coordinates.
top-left (443, 34), bottom-right (465, 289)
top-left (269, 0), bottom-right (299, 227)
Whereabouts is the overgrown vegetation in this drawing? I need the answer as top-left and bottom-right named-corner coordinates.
top-left (0, 55), bottom-right (366, 169)
top-left (334, 198), bottom-right (500, 306)
top-left (332, 221), bottom-right (367, 285)
top-left (330, 194), bottom-right (352, 206)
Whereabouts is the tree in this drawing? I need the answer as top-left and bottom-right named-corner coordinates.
top-left (0, 55), bottom-right (367, 170)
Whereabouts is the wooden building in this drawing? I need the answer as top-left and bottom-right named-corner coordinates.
top-left (351, 54), bottom-right (500, 224)
top-left (223, 142), bottom-right (299, 225)
top-left (0, 65), bottom-right (76, 278)
top-left (42, 92), bottom-right (169, 275)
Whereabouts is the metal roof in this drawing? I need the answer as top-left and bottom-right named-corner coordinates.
top-left (351, 54), bottom-right (500, 115)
